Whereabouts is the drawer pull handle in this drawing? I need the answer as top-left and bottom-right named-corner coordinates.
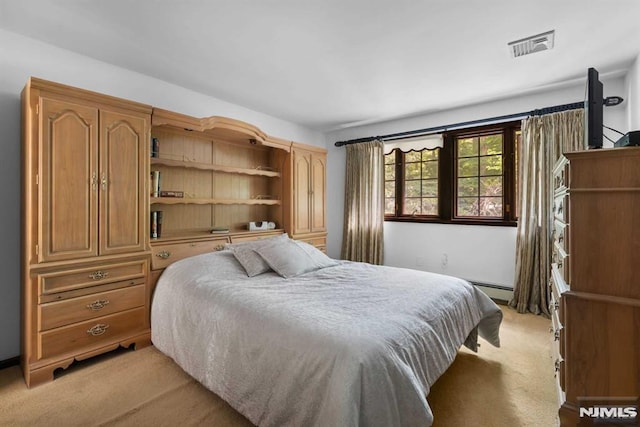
top-left (557, 262), bottom-right (563, 268)
top-left (553, 300), bottom-right (560, 310)
top-left (214, 245), bottom-right (225, 251)
top-left (86, 299), bottom-right (110, 311)
top-left (558, 235), bottom-right (564, 243)
top-left (156, 250), bottom-right (171, 259)
top-left (554, 359), bottom-right (561, 372)
top-left (89, 271), bottom-right (109, 280)
top-left (554, 330), bottom-right (560, 341)
top-left (87, 323), bottom-right (110, 336)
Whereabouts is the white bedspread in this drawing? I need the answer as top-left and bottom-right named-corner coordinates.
top-left (151, 251), bottom-right (502, 427)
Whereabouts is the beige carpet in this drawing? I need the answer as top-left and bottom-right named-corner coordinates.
top-left (0, 306), bottom-right (558, 427)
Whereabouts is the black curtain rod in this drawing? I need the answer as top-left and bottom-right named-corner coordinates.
top-left (333, 101), bottom-right (584, 147)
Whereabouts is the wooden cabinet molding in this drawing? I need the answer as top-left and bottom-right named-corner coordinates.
top-left (152, 108), bottom-right (292, 152)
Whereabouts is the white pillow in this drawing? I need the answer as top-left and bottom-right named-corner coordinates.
top-left (228, 233), bottom-right (289, 277)
top-left (293, 240), bottom-right (338, 270)
top-left (254, 239), bottom-right (337, 278)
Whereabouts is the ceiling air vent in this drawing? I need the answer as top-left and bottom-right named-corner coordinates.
top-left (508, 30), bottom-right (555, 58)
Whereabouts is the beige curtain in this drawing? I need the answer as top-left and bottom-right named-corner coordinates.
top-left (341, 140), bottom-right (385, 264)
top-left (510, 109), bottom-right (584, 315)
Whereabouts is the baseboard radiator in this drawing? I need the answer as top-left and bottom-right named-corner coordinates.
top-left (468, 280), bottom-right (513, 304)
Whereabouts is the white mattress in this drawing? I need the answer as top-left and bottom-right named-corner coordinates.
top-left (151, 250), bottom-right (502, 426)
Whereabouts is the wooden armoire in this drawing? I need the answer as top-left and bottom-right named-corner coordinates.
top-left (21, 78), bottom-right (153, 387)
top-left (551, 147), bottom-right (640, 425)
top-left (21, 78), bottom-right (328, 387)
top-left (283, 144), bottom-right (327, 251)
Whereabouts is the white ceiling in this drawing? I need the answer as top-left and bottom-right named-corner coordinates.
top-left (2, 1), bottom-right (640, 131)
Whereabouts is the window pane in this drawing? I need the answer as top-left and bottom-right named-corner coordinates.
top-left (385, 198), bottom-right (395, 215)
top-left (422, 149), bottom-right (438, 161)
top-left (405, 162), bottom-right (421, 179)
top-left (457, 157), bottom-right (478, 177)
top-left (422, 161), bottom-right (438, 179)
top-left (480, 155), bottom-right (502, 176)
top-left (479, 197), bottom-right (503, 217)
top-left (385, 152), bottom-right (395, 165)
top-left (458, 138), bottom-right (478, 157)
top-left (480, 176), bottom-right (502, 197)
top-left (422, 198), bottom-right (438, 215)
top-left (385, 164), bottom-right (395, 180)
top-left (458, 177), bottom-right (478, 197)
top-left (480, 134), bottom-right (502, 155)
top-left (421, 179), bottom-right (438, 197)
top-left (457, 197), bottom-right (479, 216)
top-left (385, 181), bottom-right (395, 198)
top-left (405, 180), bottom-right (421, 197)
top-left (405, 151), bottom-right (421, 162)
top-left (403, 198), bottom-right (421, 215)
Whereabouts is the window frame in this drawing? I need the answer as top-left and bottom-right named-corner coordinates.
top-left (384, 121), bottom-right (520, 227)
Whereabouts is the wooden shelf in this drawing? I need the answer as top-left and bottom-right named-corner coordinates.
top-left (150, 157), bottom-right (280, 178)
top-left (150, 229), bottom-right (285, 244)
top-left (150, 197), bottom-right (281, 206)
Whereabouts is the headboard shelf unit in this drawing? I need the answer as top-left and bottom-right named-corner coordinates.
top-left (150, 109), bottom-right (289, 239)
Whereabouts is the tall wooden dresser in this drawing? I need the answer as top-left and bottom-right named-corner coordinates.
top-left (551, 147), bottom-right (640, 425)
top-left (21, 78), bottom-right (153, 387)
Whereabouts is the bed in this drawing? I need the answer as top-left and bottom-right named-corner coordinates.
top-left (151, 235), bottom-right (502, 426)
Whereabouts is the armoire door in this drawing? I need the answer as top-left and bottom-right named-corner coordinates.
top-left (310, 154), bottom-right (326, 233)
top-left (39, 97), bottom-right (99, 262)
top-left (292, 150), bottom-right (311, 235)
top-left (99, 109), bottom-right (148, 255)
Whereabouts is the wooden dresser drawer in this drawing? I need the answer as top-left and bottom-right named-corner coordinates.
top-left (551, 306), bottom-right (563, 346)
top-left (553, 219), bottom-right (568, 253)
top-left (552, 241), bottom-right (570, 286)
top-left (550, 264), bottom-right (568, 297)
top-left (549, 287), bottom-right (561, 322)
top-left (39, 284), bottom-right (145, 331)
top-left (38, 307), bottom-right (146, 360)
top-left (151, 238), bottom-right (228, 270)
top-left (553, 191), bottom-right (569, 223)
top-left (553, 156), bottom-right (569, 190)
top-left (39, 259), bottom-right (147, 295)
top-left (229, 231), bottom-right (285, 244)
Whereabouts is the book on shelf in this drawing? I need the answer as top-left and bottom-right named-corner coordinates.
top-left (150, 211), bottom-right (163, 239)
top-left (159, 190), bottom-right (184, 198)
top-left (151, 137), bottom-right (159, 158)
top-left (151, 170), bottom-right (160, 197)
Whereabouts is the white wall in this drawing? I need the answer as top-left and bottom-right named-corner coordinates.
top-left (0, 29), bottom-right (326, 361)
top-left (627, 53), bottom-right (640, 130)
top-left (326, 75), bottom-right (629, 288)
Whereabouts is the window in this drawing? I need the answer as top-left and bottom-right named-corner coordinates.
top-left (385, 121), bottom-right (520, 226)
top-left (385, 149), bottom-right (439, 216)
